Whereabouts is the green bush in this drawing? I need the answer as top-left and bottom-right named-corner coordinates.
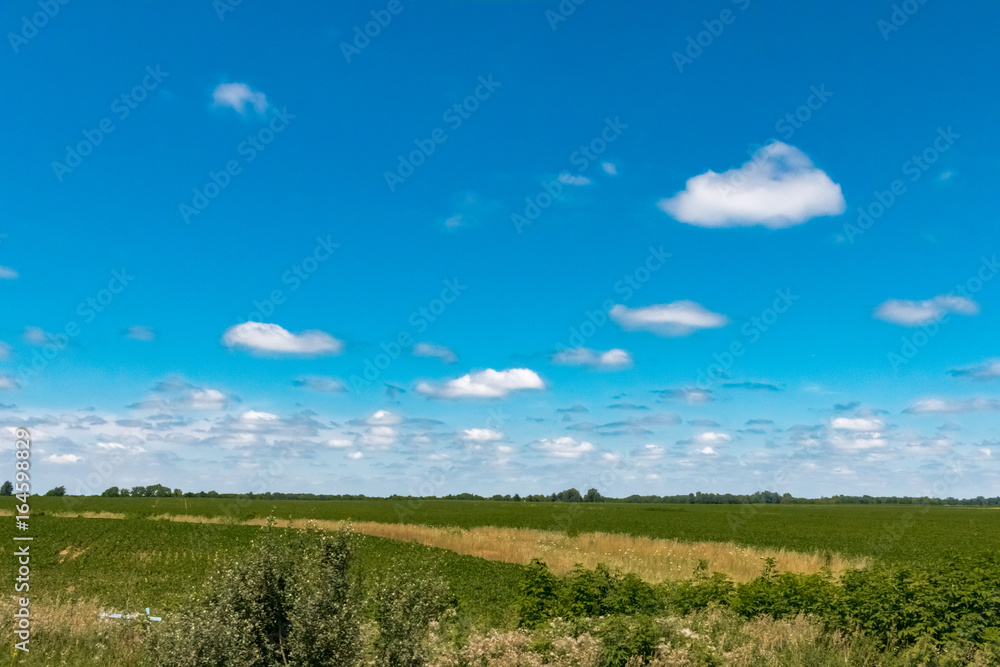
top-left (145, 525), bottom-right (361, 666)
top-left (369, 569), bottom-right (451, 667)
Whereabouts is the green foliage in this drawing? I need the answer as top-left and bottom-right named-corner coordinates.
top-left (596, 616), bottom-right (660, 667)
top-left (369, 569), bottom-right (451, 667)
top-left (101, 486), bottom-right (121, 497)
top-left (0, 480), bottom-right (12, 495)
top-left (44, 485), bottom-right (66, 496)
top-left (146, 525), bottom-right (362, 666)
top-left (517, 558), bottom-right (560, 628)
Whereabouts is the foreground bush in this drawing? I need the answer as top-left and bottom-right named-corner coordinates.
top-left (518, 555), bottom-right (1000, 658)
top-left (146, 525), bottom-right (362, 666)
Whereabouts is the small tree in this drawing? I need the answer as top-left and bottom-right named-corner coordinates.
top-left (44, 486), bottom-right (66, 497)
top-left (584, 488), bottom-right (604, 503)
top-left (101, 486), bottom-right (120, 497)
top-left (0, 480), bottom-right (12, 496)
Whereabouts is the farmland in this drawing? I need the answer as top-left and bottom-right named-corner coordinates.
top-left (3, 498), bottom-right (1000, 665)
top-left (22, 495), bottom-right (1000, 565)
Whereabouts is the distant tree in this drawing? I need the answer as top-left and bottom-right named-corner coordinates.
top-left (101, 486), bottom-right (121, 497)
top-left (512, 493), bottom-right (521, 502)
top-left (584, 488), bottom-right (604, 503)
top-left (173, 488), bottom-right (182, 497)
top-left (45, 486), bottom-right (66, 497)
top-left (557, 488), bottom-right (583, 502)
top-left (131, 486), bottom-right (148, 497)
top-left (0, 481), bottom-right (12, 496)
top-left (120, 488), bottom-right (131, 497)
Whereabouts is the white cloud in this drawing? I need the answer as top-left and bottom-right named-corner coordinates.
top-left (631, 444), bottom-right (665, 461)
top-left (558, 172), bottom-right (591, 186)
top-left (366, 409), bottom-right (402, 425)
top-left (694, 432), bottom-right (731, 446)
top-left (23, 327), bottom-right (52, 345)
top-left (461, 428), bottom-right (503, 442)
top-left (830, 417), bottom-right (884, 432)
top-left (658, 142), bottom-right (845, 228)
top-left (904, 398), bottom-right (1000, 414)
top-left (347, 451), bottom-right (364, 460)
top-left (416, 368), bottom-right (544, 399)
top-left (698, 446), bottom-right (717, 455)
top-left (0, 266), bottom-right (18, 279)
top-left (533, 436), bottom-right (594, 459)
top-left (125, 325), bottom-right (155, 341)
top-left (327, 438), bottom-right (354, 448)
top-left (47, 453), bottom-right (82, 464)
top-left (413, 342), bottom-right (458, 364)
top-left (949, 359), bottom-right (1000, 380)
top-left (184, 389), bottom-right (232, 410)
top-left (212, 82), bottom-right (268, 114)
top-left (222, 322), bottom-right (343, 356)
top-left (611, 301), bottom-right (728, 336)
top-left (552, 347), bottom-right (633, 369)
top-left (0, 375), bottom-right (17, 391)
top-left (874, 295), bottom-right (978, 326)
top-left (0, 342), bottom-right (10, 360)
top-left (240, 410), bottom-right (278, 422)
top-left (601, 162), bottom-right (618, 176)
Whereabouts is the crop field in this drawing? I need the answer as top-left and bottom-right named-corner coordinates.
top-left (21, 496), bottom-right (1000, 565)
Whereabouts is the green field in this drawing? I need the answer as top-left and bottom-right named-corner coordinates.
top-left (21, 496), bottom-right (1000, 565)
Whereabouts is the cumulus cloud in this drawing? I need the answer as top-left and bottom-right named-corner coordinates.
top-left (292, 376), bottom-right (346, 393)
top-left (461, 428), bottom-right (503, 442)
top-left (903, 398), bottom-right (1000, 414)
top-left (413, 342), bottom-right (458, 364)
top-left (611, 301), bottom-right (728, 336)
top-left (831, 417), bottom-right (884, 432)
top-left (23, 327), bottom-right (54, 345)
top-left (0, 266), bottom-right (18, 279)
top-left (658, 142), bottom-right (845, 228)
top-left (125, 325), bottom-right (155, 341)
top-left (601, 162), bottom-right (618, 175)
top-left (0, 375), bottom-right (19, 391)
top-left (222, 322), bottom-right (343, 356)
top-left (130, 379), bottom-right (235, 411)
top-left (552, 347), bottom-right (632, 369)
top-left (874, 295), bottom-right (978, 326)
top-left (948, 359), bottom-right (1000, 380)
top-left (212, 82), bottom-right (268, 113)
top-left (47, 453), bottom-right (82, 464)
top-left (416, 368), bottom-right (544, 399)
top-left (533, 436), bottom-right (594, 459)
top-left (693, 431), bottom-right (732, 446)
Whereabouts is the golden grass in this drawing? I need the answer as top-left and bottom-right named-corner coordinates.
top-left (25, 510), bottom-right (866, 583)
top-left (147, 514), bottom-right (864, 582)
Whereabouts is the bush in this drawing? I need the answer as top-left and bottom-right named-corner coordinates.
top-left (370, 570), bottom-right (451, 667)
top-left (146, 524), bottom-right (361, 666)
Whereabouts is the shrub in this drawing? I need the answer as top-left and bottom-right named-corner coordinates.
top-left (146, 524), bottom-right (361, 666)
top-left (519, 558), bottom-right (560, 628)
top-left (370, 569), bottom-right (451, 667)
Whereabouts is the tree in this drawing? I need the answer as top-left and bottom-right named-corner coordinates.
top-left (101, 486), bottom-right (120, 497)
top-left (557, 488), bottom-right (583, 502)
top-left (173, 488), bottom-right (182, 497)
top-left (45, 486), bottom-right (66, 497)
top-left (584, 488), bottom-right (604, 503)
top-left (0, 481), bottom-right (12, 496)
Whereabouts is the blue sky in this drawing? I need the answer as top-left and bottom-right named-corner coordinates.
top-left (2, 1), bottom-right (999, 497)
